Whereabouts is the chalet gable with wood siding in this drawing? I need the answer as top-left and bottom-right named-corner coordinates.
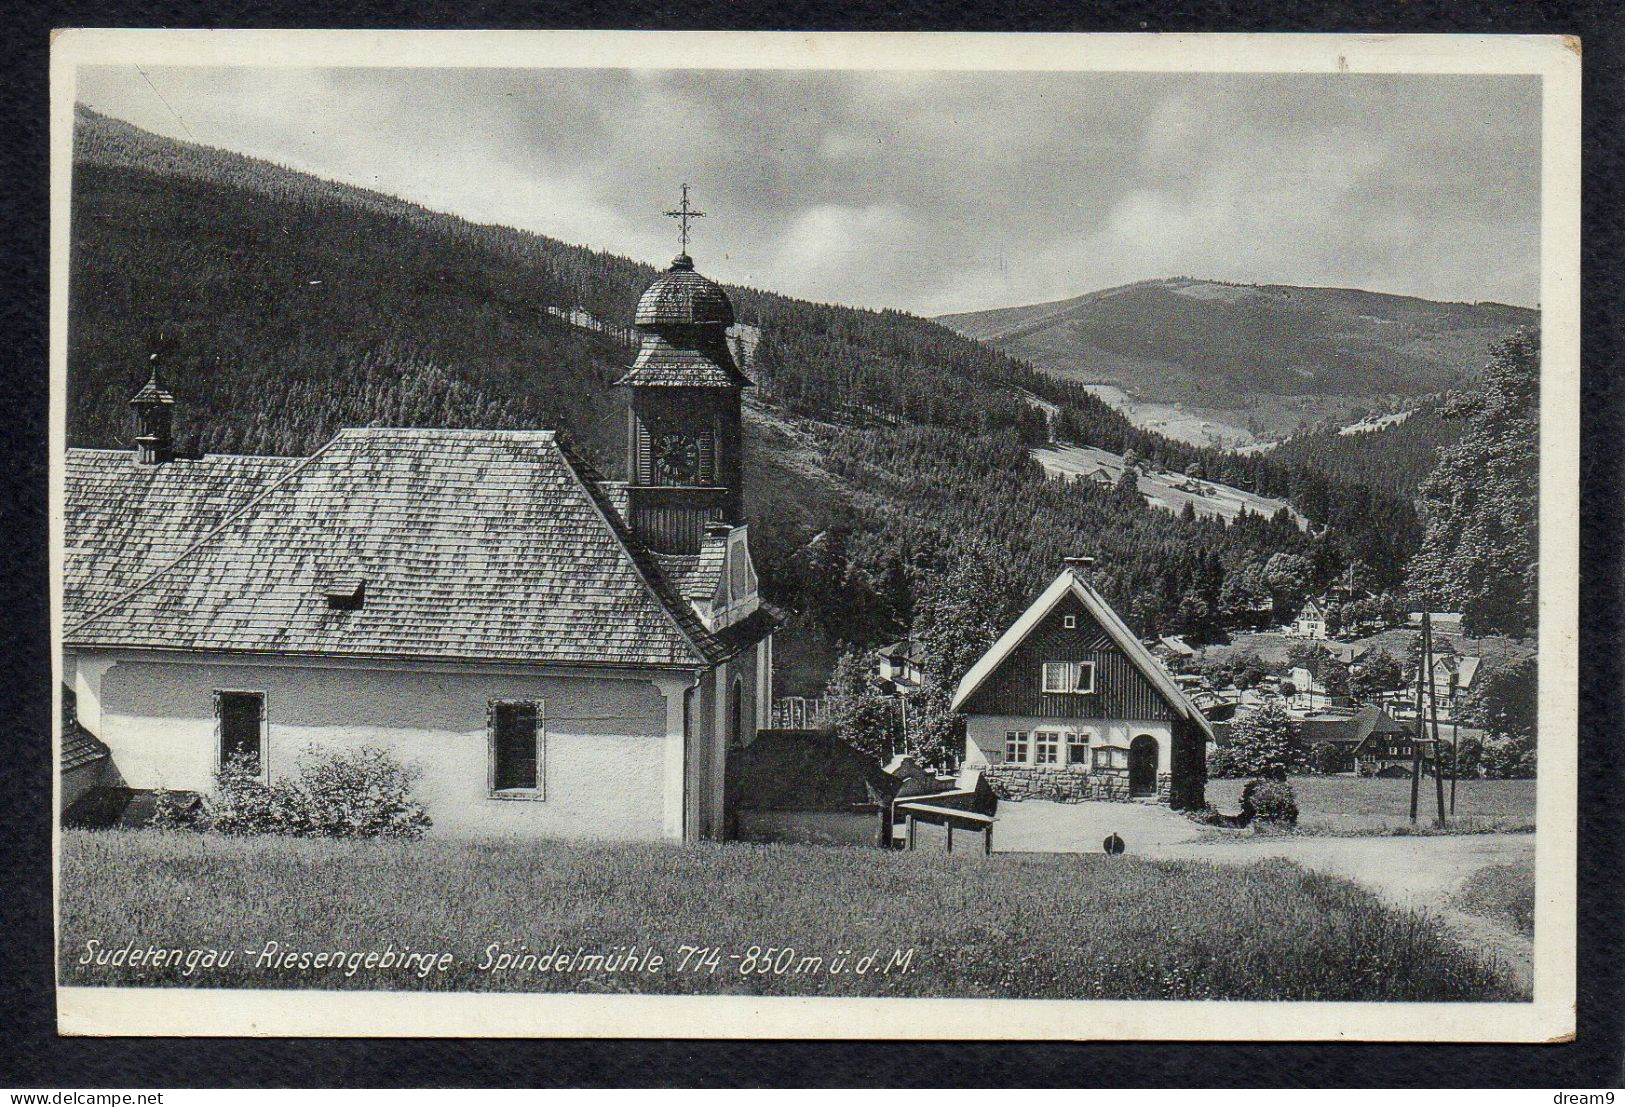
top-left (951, 559), bottom-right (1210, 808)
top-left (61, 249), bottom-right (776, 842)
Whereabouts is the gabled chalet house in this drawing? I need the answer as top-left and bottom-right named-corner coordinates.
top-left (950, 558), bottom-right (1211, 808)
top-left (872, 639), bottom-right (925, 696)
top-left (1352, 712), bottom-right (1433, 778)
top-left (61, 250), bottom-right (776, 841)
top-left (1288, 598), bottom-right (1329, 639)
top-left (1300, 705), bottom-right (1409, 774)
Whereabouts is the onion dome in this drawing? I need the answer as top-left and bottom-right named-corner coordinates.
top-left (634, 254), bottom-right (735, 329)
top-left (618, 254), bottom-right (750, 390)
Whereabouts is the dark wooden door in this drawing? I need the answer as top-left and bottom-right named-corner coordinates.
top-left (1129, 734), bottom-right (1158, 797)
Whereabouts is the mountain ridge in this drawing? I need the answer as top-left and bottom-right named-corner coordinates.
top-left (937, 276), bottom-right (1537, 422)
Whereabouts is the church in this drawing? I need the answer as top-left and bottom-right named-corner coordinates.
top-left (60, 240), bottom-right (777, 842)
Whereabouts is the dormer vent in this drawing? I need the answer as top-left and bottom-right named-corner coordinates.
top-left (324, 576), bottom-right (365, 611)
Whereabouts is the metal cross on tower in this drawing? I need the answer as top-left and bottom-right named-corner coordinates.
top-left (664, 183), bottom-right (706, 251)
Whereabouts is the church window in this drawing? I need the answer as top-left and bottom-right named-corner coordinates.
top-left (214, 690), bottom-right (266, 774)
top-left (489, 699), bottom-right (544, 796)
top-left (1003, 731), bottom-right (1029, 764)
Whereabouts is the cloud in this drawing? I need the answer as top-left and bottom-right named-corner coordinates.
top-left (74, 67), bottom-right (1542, 314)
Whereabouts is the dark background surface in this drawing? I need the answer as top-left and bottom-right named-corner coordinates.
top-left (3, 0), bottom-right (1622, 1088)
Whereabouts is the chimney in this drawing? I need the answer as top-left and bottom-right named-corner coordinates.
top-left (1064, 555), bottom-right (1095, 576)
top-left (130, 354), bottom-right (176, 465)
top-left (705, 521), bottom-right (734, 540)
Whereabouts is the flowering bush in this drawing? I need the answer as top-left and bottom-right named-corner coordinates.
top-left (287, 744), bottom-right (432, 839)
top-left (205, 745), bottom-right (430, 839)
top-left (1240, 778), bottom-right (1299, 828)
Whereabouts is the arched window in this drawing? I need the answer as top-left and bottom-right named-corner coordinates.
top-left (728, 678), bottom-right (745, 750)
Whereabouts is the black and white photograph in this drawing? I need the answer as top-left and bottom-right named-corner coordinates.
top-left (47, 30), bottom-right (1580, 1041)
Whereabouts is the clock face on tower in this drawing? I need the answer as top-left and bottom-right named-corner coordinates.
top-left (652, 431), bottom-right (701, 484)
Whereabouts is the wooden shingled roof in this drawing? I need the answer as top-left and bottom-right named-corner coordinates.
top-left (63, 450), bottom-right (303, 624)
top-left (616, 335), bottom-right (750, 388)
top-left (66, 429), bottom-right (754, 669)
top-left (634, 259), bottom-right (735, 328)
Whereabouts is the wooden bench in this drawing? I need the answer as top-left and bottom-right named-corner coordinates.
top-left (891, 800), bottom-right (995, 855)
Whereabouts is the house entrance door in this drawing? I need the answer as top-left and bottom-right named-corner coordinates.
top-left (1129, 735), bottom-right (1158, 797)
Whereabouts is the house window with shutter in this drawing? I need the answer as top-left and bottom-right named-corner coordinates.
top-left (214, 690), bottom-right (266, 775)
top-left (489, 699), bottom-right (544, 797)
top-left (1041, 660), bottom-right (1095, 694)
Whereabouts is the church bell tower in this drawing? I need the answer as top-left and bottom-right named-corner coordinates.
top-left (617, 186), bottom-right (750, 554)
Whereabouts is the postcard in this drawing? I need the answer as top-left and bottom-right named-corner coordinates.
top-left (49, 29), bottom-right (1579, 1041)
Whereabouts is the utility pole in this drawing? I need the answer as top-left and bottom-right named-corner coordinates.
top-left (1424, 613), bottom-right (1447, 826)
top-left (1409, 640), bottom-right (1424, 823)
top-left (1449, 671), bottom-right (1459, 815)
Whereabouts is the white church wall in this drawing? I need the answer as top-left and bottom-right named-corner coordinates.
top-left (82, 652), bottom-right (673, 839)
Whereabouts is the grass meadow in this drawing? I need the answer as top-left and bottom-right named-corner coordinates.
top-left (1205, 776), bottom-right (1536, 834)
top-left (1454, 862), bottom-right (1537, 937)
top-left (60, 829), bottom-right (1522, 1001)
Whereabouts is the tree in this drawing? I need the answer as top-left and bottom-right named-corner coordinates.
top-left (1459, 657), bottom-right (1538, 778)
top-left (1310, 741), bottom-right (1345, 775)
top-left (1480, 732), bottom-right (1537, 779)
top-left (1349, 649), bottom-right (1404, 704)
top-left (1112, 464), bottom-right (1142, 507)
top-left (1263, 552), bottom-right (1313, 615)
top-left (824, 650), bottom-right (903, 762)
top-left (1224, 702), bottom-right (1303, 780)
top-left (1313, 655), bottom-right (1351, 698)
top-left (1405, 330), bottom-right (1539, 637)
top-left (906, 540), bottom-right (1034, 768)
top-left (1460, 657), bottom-right (1537, 741)
top-left (1451, 737), bottom-right (1484, 779)
top-left (1286, 643), bottom-right (1323, 671)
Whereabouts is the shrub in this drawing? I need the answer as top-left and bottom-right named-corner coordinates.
top-left (1206, 745), bottom-right (1247, 779)
top-left (1241, 778), bottom-right (1299, 828)
top-left (209, 752), bottom-right (299, 836)
top-left (148, 787), bottom-right (204, 831)
top-left (205, 745), bottom-right (431, 839)
top-left (288, 744), bottom-right (432, 839)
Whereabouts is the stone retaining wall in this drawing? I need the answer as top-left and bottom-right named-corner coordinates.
top-left (983, 765), bottom-right (1173, 804)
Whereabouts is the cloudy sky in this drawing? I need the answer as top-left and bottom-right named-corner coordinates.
top-left (77, 66), bottom-right (1541, 315)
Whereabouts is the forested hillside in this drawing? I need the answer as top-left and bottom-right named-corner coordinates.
top-left (1266, 402), bottom-right (1463, 502)
top-left (68, 107), bottom-right (1425, 656)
